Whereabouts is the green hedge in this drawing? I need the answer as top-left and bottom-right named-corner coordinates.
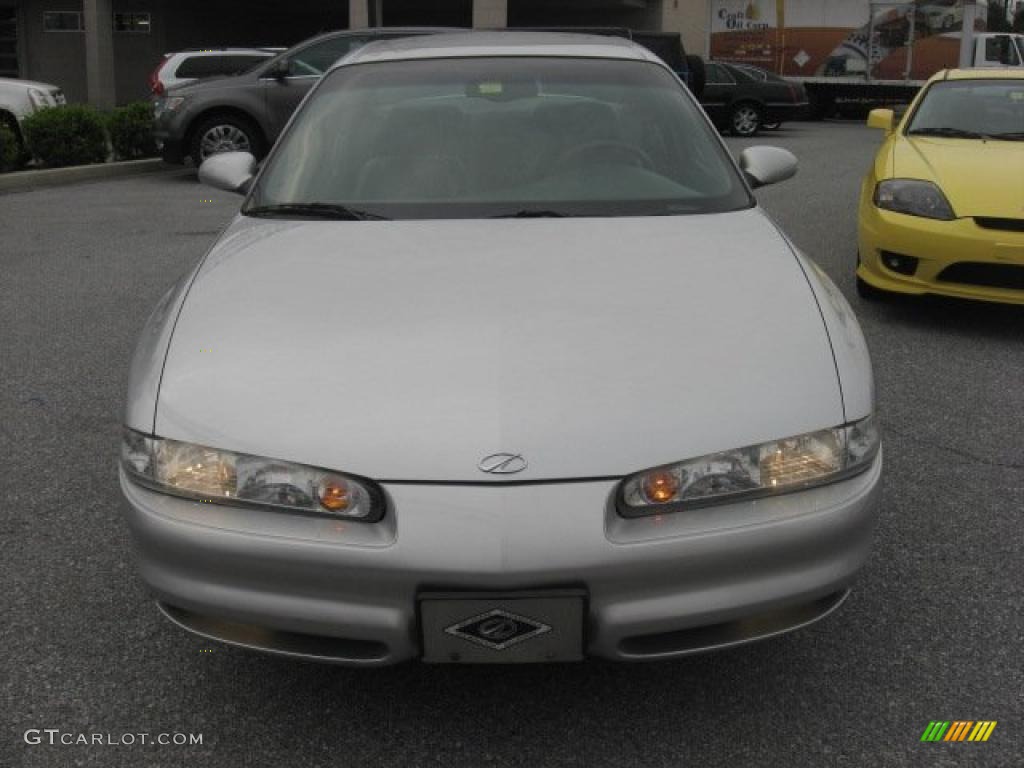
top-left (21, 105), bottom-right (108, 168)
top-left (107, 101), bottom-right (157, 160)
top-left (0, 121), bottom-right (19, 172)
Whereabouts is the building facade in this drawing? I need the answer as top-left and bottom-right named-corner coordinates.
top-left (0, 0), bottom-right (709, 106)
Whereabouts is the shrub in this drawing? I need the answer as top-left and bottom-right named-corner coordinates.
top-left (21, 105), bottom-right (108, 168)
top-left (0, 120), bottom-right (20, 172)
top-left (107, 101), bottom-right (157, 160)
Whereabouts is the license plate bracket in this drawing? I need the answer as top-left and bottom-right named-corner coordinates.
top-left (419, 590), bottom-right (585, 664)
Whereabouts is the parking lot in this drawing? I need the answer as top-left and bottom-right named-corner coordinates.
top-left (2, 120), bottom-right (1021, 767)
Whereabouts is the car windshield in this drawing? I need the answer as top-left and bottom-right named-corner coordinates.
top-left (246, 56), bottom-right (752, 219)
top-left (906, 79), bottom-right (1024, 140)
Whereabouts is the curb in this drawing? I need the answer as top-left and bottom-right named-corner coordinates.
top-left (0, 158), bottom-right (188, 194)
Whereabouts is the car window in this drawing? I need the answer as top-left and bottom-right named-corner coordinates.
top-left (734, 65), bottom-right (767, 81)
top-left (288, 36), bottom-right (366, 77)
top-left (906, 79), bottom-right (1024, 138)
top-left (250, 57), bottom-right (752, 219)
top-left (175, 55), bottom-right (271, 79)
top-left (984, 36), bottom-right (1021, 66)
top-left (706, 63), bottom-right (735, 85)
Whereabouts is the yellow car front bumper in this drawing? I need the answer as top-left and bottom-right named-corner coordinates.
top-left (857, 201), bottom-right (1024, 305)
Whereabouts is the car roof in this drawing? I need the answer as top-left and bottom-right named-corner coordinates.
top-left (340, 31), bottom-right (661, 68)
top-left (166, 48), bottom-right (280, 57)
top-left (929, 67), bottom-right (1024, 82)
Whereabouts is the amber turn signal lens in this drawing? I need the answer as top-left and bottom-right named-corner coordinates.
top-left (641, 470), bottom-right (679, 504)
top-left (318, 477), bottom-right (351, 511)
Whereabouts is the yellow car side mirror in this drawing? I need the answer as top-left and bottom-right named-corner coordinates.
top-left (867, 109), bottom-right (895, 133)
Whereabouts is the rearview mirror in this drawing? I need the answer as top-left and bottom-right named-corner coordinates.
top-left (738, 146), bottom-right (798, 189)
top-left (867, 109), bottom-right (895, 133)
top-left (198, 151), bottom-right (256, 195)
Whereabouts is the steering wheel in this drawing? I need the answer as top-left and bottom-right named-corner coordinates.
top-left (555, 141), bottom-right (653, 172)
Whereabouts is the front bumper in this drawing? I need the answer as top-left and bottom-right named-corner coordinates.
top-left (121, 452), bottom-right (882, 665)
top-left (858, 200), bottom-right (1024, 305)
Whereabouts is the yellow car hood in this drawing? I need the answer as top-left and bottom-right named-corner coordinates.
top-left (893, 137), bottom-right (1024, 219)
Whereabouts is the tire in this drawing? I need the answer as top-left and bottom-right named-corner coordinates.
top-left (856, 253), bottom-right (889, 302)
top-left (729, 102), bottom-right (762, 137)
top-left (0, 111), bottom-right (27, 169)
top-left (806, 90), bottom-right (835, 121)
top-left (856, 276), bottom-right (889, 301)
top-left (685, 54), bottom-right (706, 99)
top-left (189, 113), bottom-right (265, 168)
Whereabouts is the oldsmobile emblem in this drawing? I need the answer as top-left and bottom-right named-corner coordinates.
top-left (478, 452), bottom-right (527, 475)
top-left (444, 608), bottom-right (551, 651)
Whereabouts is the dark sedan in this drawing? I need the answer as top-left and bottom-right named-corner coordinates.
top-left (701, 61), bottom-right (808, 137)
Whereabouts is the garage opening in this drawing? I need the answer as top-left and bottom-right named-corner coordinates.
top-left (381, 0), bottom-right (472, 28)
top-left (162, 0), bottom-right (349, 51)
top-left (0, 5), bottom-right (17, 78)
top-left (508, 0), bottom-right (662, 30)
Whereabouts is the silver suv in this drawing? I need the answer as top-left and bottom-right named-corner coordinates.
top-left (153, 28), bottom-right (457, 166)
top-left (148, 48), bottom-right (283, 97)
top-left (0, 77), bottom-right (65, 150)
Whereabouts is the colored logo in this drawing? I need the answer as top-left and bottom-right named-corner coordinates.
top-left (920, 721), bottom-right (997, 742)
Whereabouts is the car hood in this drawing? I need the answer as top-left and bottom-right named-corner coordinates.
top-left (0, 77), bottom-right (59, 91)
top-left (155, 210), bottom-right (843, 482)
top-left (893, 136), bottom-right (1024, 219)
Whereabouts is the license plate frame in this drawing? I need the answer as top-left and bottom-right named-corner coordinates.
top-left (419, 590), bottom-right (586, 664)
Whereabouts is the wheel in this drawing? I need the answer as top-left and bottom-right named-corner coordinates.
top-left (729, 103), bottom-right (762, 137)
top-left (806, 90), bottom-right (835, 121)
top-left (0, 111), bottom-right (27, 169)
top-left (189, 113), bottom-right (265, 167)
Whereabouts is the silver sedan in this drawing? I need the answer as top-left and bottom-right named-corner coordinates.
top-left (120, 32), bottom-right (882, 665)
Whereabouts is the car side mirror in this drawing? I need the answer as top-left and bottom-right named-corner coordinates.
top-left (867, 108), bottom-right (895, 133)
top-left (198, 151), bottom-right (257, 195)
top-left (738, 146), bottom-right (798, 189)
top-left (264, 58), bottom-right (289, 80)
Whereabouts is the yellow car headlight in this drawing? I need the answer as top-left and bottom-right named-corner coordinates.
top-left (874, 179), bottom-right (955, 220)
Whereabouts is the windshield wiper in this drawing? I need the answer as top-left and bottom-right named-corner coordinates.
top-left (907, 127), bottom-right (992, 140)
top-left (489, 209), bottom-right (571, 218)
top-left (245, 203), bottom-right (390, 220)
top-left (988, 132), bottom-right (1024, 141)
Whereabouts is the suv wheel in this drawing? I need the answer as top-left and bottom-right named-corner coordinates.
top-left (190, 114), bottom-right (264, 167)
top-left (730, 103), bottom-right (762, 137)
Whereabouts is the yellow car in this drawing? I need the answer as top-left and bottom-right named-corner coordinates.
top-left (857, 69), bottom-right (1024, 304)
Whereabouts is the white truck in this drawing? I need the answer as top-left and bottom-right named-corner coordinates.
top-left (709, 1), bottom-right (1024, 116)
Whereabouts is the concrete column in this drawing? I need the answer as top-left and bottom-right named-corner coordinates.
top-left (662, 0), bottom-right (709, 58)
top-left (959, 1), bottom-right (979, 67)
top-left (350, 0), bottom-right (369, 30)
top-left (83, 0), bottom-right (116, 108)
top-left (473, 0), bottom-right (508, 29)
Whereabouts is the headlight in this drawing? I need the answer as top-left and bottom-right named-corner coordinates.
top-left (618, 416), bottom-right (879, 517)
top-left (874, 179), bottom-right (955, 220)
top-left (28, 88), bottom-right (50, 110)
top-left (121, 429), bottom-right (384, 521)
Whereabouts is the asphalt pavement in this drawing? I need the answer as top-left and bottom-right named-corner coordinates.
top-left (2, 122), bottom-right (1021, 768)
